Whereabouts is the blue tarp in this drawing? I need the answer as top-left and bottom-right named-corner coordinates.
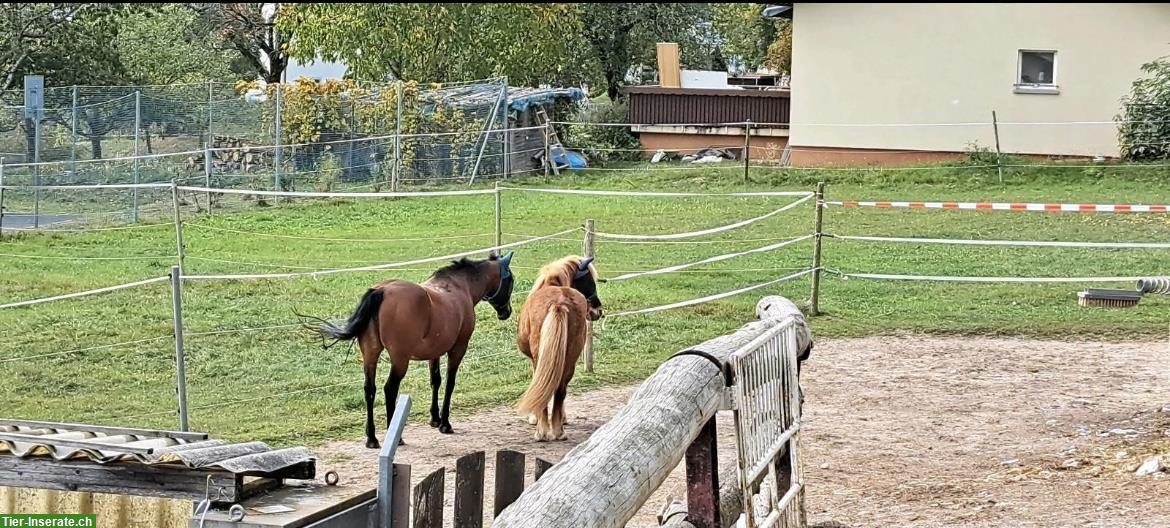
top-left (508, 87), bottom-right (586, 113)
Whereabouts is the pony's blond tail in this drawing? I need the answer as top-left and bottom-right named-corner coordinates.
top-left (518, 305), bottom-right (569, 417)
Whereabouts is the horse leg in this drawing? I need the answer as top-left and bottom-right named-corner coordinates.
top-left (526, 359), bottom-right (538, 425)
top-left (383, 355), bottom-right (409, 447)
top-left (358, 329), bottom-right (384, 449)
top-left (551, 384), bottom-right (568, 441)
top-left (438, 346), bottom-right (467, 434)
top-left (429, 359), bottom-right (442, 427)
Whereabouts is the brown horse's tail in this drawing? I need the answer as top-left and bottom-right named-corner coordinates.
top-left (297, 287), bottom-right (384, 349)
top-left (517, 305), bottom-right (569, 417)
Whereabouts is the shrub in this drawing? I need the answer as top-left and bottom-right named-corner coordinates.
top-left (1117, 57), bottom-right (1170, 161)
top-left (562, 99), bottom-right (642, 164)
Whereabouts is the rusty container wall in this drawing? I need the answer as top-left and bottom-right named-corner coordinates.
top-left (0, 486), bottom-right (191, 528)
top-left (625, 87), bottom-right (791, 126)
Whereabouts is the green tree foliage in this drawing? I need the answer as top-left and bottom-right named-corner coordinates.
top-left (712, 3), bottom-right (790, 74)
top-left (189, 3), bottom-right (289, 83)
top-left (1117, 57), bottom-right (1170, 161)
top-left (115, 4), bottom-right (238, 84)
top-left (280, 3), bottom-right (595, 87)
top-left (579, 3), bottom-right (712, 100)
top-left (0, 4), bottom-right (133, 90)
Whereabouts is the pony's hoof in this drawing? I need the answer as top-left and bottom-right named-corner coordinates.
top-left (365, 438), bottom-right (380, 449)
top-left (439, 424), bottom-right (453, 434)
top-left (527, 415), bottom-right (537, 425)
top-left (398, 438), bottom-right (406, 447)
top-left (554, 432), bottom-right (567, 441)
top-left (429, 419), bottom-right (441, 428)
top-left (533, 432), bottom-right (548, 442)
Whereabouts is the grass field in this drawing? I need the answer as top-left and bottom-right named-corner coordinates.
top-left (2, 161), bottom-right (1168, 446)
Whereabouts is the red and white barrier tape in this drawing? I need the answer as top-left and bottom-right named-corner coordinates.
top-left (825, 200), bottom-right (1170, 213)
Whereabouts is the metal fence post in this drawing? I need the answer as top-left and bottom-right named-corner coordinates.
top-left (494, 181), bottom-right (503, 252)
top-left (171, 181), bottom-right (185, 275)
top-left (379, 395), bottom-right (412, 527)
top-left (393, 80), bottom-right (403, 192)
top-left (743, 120), bottom-right (752, 183)
top-left (468, 78), bottom-right (507, 186)
top-left (206, 80), bottom-right (214, 145)
top-left (0, 157), bottom-right (6, 238)
top-left (132, 90), bottom-right (141, 223)
top-left (70, 85), bottom-right (78, 175)
top-left (583, 218), bottom-right (596, 373)
top-left (810, 182), bottom-right (825, 316)
top-left (992, 110), bottom-right (1004, 185)
top-left (203, 146), bottom-right (212, 216)
top-left (33, 108), bottom-right (41, 229)
top-left (170, 265), bottom-right (190, 432)
top-left (274, 83), bottom-right (283, 191)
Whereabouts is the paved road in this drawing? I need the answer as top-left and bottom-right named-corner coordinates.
top-left (0, 212), bottom-right (84, 230)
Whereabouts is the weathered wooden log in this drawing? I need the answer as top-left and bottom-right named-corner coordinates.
top-left (493, 296), bottom-right (811, 528)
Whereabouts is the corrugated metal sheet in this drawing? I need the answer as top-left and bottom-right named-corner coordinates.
top-left (625, 86), bottom-right (791, 126)
top-left (0, 422), bottom-right (314, 473)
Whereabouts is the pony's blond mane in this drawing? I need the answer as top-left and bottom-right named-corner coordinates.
top-left (531, 255), bottom-right (598, 293)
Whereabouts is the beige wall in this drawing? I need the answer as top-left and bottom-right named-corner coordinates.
top-left (789, 3), bottom-right (1170, 157)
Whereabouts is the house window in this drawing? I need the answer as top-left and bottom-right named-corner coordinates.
top-left (1015, 50), bottom-right (1059, 94)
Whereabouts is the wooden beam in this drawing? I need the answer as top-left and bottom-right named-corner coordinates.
top-left (0, 420), bottom-right (209, 442)
top-left (0, 455), bottom-right (240, 502)
top-left (493, 296), bottom-right (810, 528)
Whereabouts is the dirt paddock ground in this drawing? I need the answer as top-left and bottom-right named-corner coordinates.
top-left (318, 335), bottom-right (1170, 527)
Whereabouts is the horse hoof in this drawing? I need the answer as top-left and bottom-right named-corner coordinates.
top-left (398, 438), bottom-right (406, 447)
top-left (429, 419), bottom-right (441, 428)
top-left (533, 432), bottom-right (548, 442)
top-left (439, 424), bottom-right (453, 434)
top-left (527, 415), bottom-right (537, 425)
top-left (365, 438), bottom-right (380, 449)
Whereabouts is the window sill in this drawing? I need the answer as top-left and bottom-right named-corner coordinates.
top-left (1013, 84), bottom-right (1060, 95)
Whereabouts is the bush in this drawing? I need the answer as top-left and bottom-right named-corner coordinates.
top-left (1117, 57), bottom-right (1170, 161)
top-left (561, 99), bottom-right (641, 164)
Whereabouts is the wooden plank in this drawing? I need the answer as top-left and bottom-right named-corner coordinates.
top-left (454, 451), bottom-right (485, 528)
top-left (0, 419), bottom-right (209, 441)
top-left (534, 458), bottom-right (553, 482)
top-left (391, 463), bottom-right (411, 528)
top-left (0, 432), bottom-right (157, 454)
top-left (0, 455), bottom-right (240, 502)
top-left (656, 43), bottom-right (681, 88)
top-left (493, 450), bottom-right (525, 517)
top-left (412, 467), bottom-right (444, 528)
top-left (493, 296), bottom-right (811, 528)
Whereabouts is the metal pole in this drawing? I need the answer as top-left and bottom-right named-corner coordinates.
top-left (33, 108), bottom-right (41, 229)
top-left (992, 110), bottom-right (1004, 185)
top-left (132, 90), bottom-right (141, 223)
top-left (743, 120), bottom-right (752, 183)
top-left (0, 157), bottom-right (6, 238)
top-left (810, 182), bottom-right (825, 316)
top-left (274, 83), bottom-right (283, 191)
top-left (393, 81), bottom-right (402, 192)
top-left (583, 218), bottom-right (596, 373)
top-left (70, 85), bottom-right (78, 175)
top-left (206, 80), bottom-right (213, 145)
top-left (170, 265), bottom-right (189, 432)
top-left (468, 80), bottom-right (507, 186)
top-left (203, 147), bottom-right (212, 215)
top-left (504, 118), bottom-right (511, 179)
top-left (379, 395), bottom-right (412, 527)
top-left (494, 181), bottom-right (503, 252)
top-left (171, 181), bottom-right (185, 274)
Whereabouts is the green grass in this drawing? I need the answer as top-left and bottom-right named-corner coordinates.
top-left (2, 161), bottom-right (1169, 447)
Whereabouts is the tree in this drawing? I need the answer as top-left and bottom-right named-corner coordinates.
top-left (712, 3), bottom-right (791, 74)
top-left (279, 3), bottom-right (595, 87)
top-left (190, 3), bottom-right (288, 83)
top-left (0, 3), bottom-right (131, 90)
top-left (115, 4), bottom-right (238, 84)
top-left (1117, 57), bottom-right (1170, 161)
top-left (579, 3), bottom-right (712, 100)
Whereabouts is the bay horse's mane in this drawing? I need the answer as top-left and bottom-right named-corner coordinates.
top-left (430, 254), bottom-right (498, 281)
top-left (531, 255), bottom-right (597, 293)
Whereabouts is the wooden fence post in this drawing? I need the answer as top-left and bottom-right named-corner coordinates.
top-left (810, 182), bottom-right (825, 316)
top-left (455, 451), bottom-right (486, 528)
top-left (683, 416), bottom-right (721, 528)
top-left (412, 468), bottom-right (444, 528)
top-left (992, 110), bottom-right (1004, 184)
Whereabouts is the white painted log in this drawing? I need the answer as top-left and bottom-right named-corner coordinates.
top-left (493, 296), bottom-right (810, 528)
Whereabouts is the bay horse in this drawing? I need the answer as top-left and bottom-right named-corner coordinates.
top-left (515, 255), bottom-right (602, 441)
top-left (301, 252), bottom-right (516, 448)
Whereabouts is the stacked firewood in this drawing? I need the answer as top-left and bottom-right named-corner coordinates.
top-left (184, 135), bottom-right (274, 174)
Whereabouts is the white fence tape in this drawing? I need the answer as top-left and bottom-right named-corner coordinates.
top-left (607, 235), bottom-right (813, 282)
top-left (842, 273), bottom-right (1152, 283)
top-left (501, 187), bottom-right (813, 198)
top-left (606, 269), bottom-right (815, 319)
top-left (176, 185), bottom-right (495, 199)
top-left (186, 223), bottom-right (492, 243)
top-left (594, 194), bottom-right (814, 241)
top-left (182, 228), bottom-right (578, 281)
top-left (832, 235), bottom-right (1170, 249)
top-left (0, 183), bottom-right (172, 190)
top-left (0, 276), bottom-right (169, 310)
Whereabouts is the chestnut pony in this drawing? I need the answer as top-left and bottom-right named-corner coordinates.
top-left (301, 252), bottom-right (516, 448)
top-left (516, 255), bottom-right (601, 441)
